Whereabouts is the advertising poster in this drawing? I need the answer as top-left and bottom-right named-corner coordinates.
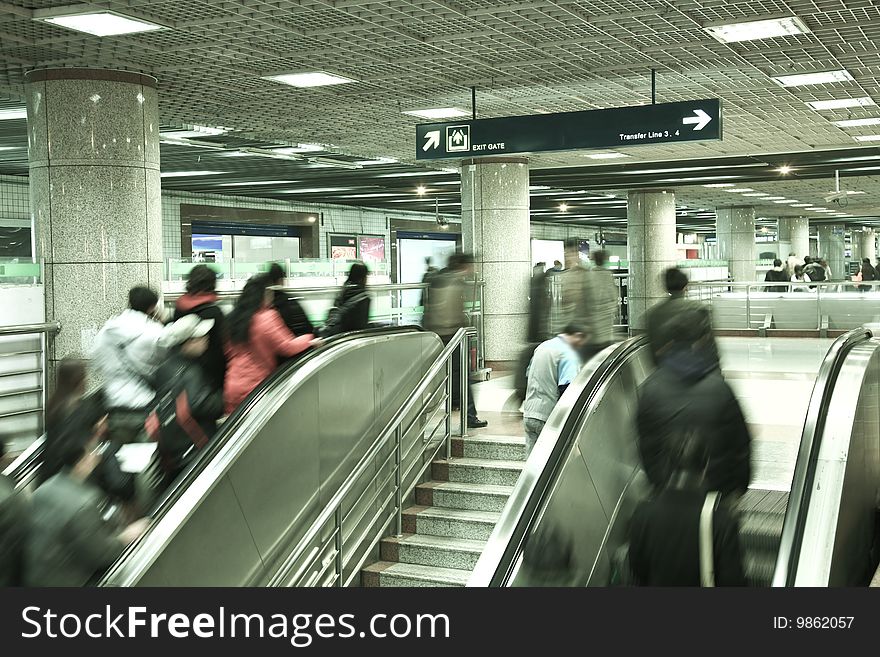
top-left (578, 239), bottom-right (590, 263)
top-left (358, 235), bottom-right (386, 263)
top-left (329, 234), bottom-right (357, 260)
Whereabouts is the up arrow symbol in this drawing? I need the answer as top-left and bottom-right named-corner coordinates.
top-left (682, 109), bottom-right (712, 131)
top-left (423, 130), bottom-right (440, 151)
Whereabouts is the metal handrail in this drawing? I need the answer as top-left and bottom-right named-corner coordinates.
top-left (0, 321), bottom-right (60, 336)
top-left (772, 327), bottom-right (872, 586)
top-left (469, 336), bottom-right (649, 587)
top-left (266, 326), bottom-right (475, 587)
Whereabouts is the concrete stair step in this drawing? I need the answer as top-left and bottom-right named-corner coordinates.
top-left (452, 435), bottom-right (527, 461)
top-left (432, 457), bottom-right (524, 487)
top-left (380, 534), bottom-right (486, 571)
top-left (361, 562), bottom-right (470, 587)
top-left (402, 505), bottom-right (501, 540)
top-left (416, 480), bottom-right (514, 512)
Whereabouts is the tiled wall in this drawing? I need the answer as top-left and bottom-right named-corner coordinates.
top-left (1, 173), bottom-right (604, 262)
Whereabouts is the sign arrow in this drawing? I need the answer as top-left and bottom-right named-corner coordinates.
top-left (682, 108), bottom-right (712, 131)
top-left (422, 130), bottom-right (440, 151)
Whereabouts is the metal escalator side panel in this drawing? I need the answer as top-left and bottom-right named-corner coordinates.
top-left (772, 328), bottom-right (872, 587)
top-left (792, 340), bottom-right (880, 586)
top-left (100, 328), bottom-right (442, 586)
top-left (468, 336), bottom-right (650, 587)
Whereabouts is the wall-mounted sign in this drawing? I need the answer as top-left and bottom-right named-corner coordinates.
top-left (416, 99), bottom-right (722, 160)
top-left (329, 234), bottom-right (357, 260)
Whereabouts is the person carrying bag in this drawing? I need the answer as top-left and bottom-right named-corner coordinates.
top-left (321, 262), bottom-right (371, 337)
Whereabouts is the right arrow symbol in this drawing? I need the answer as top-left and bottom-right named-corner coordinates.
top-left (423, 130), bottom-right (440, 151)
top-left (683, 109), bottom-right (712, 131)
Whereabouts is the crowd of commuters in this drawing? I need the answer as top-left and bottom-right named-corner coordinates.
top-left (0, 260), bottom-right (377, 586)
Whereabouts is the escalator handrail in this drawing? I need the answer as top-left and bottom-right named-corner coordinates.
top-left (772, 326), bottom-right (872, 587)
top-left (469, 336), bottom-right (649, 587)
top-left (98, 325), bottom-right (423, 586)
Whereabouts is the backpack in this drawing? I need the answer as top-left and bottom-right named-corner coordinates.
top-left (144, 374), bottom-right (209, 478)
top-left (321, 287), bottom-right (369, 337)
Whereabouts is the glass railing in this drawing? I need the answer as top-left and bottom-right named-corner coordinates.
top-left (165, 258), bottom-right (391, 281)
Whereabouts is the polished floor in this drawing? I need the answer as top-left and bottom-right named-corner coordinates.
top-left (469, 337), bottom-right (835, 492)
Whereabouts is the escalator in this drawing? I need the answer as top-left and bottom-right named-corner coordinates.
top-left (470, 328), bottom-right (880, 587)
top-left (4, 326), bottom-right (445, 586)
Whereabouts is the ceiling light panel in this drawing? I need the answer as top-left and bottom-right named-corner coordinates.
top-left (403, 108), bottom-right (469, 120)
top-left (704, 16), bottom-right (810, 43)
top-left (217, 180), bottom-right (300, 187)
top-left (585, 152), bottom-right (630, 159)
top-left (35, 11), bottom-right (164, 36)
top-left (854, 135), bottom-right (880, 142)
top-left (834, 118), bottom-right (880, 127)
top-left (771, 70), bottom-right (854, 87)
top-left (0, 108), bottom-right (27, 121)
top-left (807, 97), bottom-right (876, 111)
top-left (263, 72), bottom-right (355, 88)
top-left (160, 171), bottom-right (227, 178)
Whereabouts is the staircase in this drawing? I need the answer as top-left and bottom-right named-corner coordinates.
top-left (361, 434), bottom-right (526, 587)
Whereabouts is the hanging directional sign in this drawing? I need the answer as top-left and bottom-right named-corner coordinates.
top-left (416, 99), bottom-right (721, 160)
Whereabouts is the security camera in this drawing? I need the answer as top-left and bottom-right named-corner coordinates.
top-left (824, 190), bottom-right (848, 204)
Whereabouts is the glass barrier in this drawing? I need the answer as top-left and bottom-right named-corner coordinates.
top-left (0, 259), bottom-right (41, 284)
top-left (166, 258), bottom-right (390, 281)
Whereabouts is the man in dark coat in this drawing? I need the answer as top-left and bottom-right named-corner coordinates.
top-left (267, 263), bottom-right (315, 337)
top-left (174, 264), bottom-right (228, 392)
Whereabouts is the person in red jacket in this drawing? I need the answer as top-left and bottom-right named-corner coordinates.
top-left (224, 274), bottom-right (321, 413)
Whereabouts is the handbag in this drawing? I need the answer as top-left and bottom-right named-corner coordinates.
top-left (699, 491), bottom-right (720, 587)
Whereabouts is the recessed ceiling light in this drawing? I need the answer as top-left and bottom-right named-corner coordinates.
top-left (764, 197), bottom-right (786, 201)
top-left (774, 199), bottom-right (798, 204)
top-left (353, 157), bottom-right (398, 165)
top-left (807, 97), bottom-right (876, 111)
top-left (0, 108), bottom-right (26, 121)
top-left (277, 187), bottom-right (353, 193)
top-left (704, 16), bottom-right (810, 43)
top-left (742, 193), bottom-right (771, 197)
top-left (403, 107), bottom-right (469, 120)
top-left (217, 180), bottom-right (300, 187)
top-left (377, 171), bottom-right (456, 178)
top-left (585, 152), bottom-right (630, 160)
top-left (854, 135), bottom-right (880, 142)
top-left (771, 70), bottom-right (854, 87)
top-left (834, 117), bottom-right (880, 127)
top-left (559, 203), bottom-right (569, 212)
top-left (529, 185), bottom-right (551, 190)
top-left (0, 146), bottom-right (22, 151)
top-left (160, 125), bottom-right (227, 139)
top-left (416, 185), bottom-right (427, 195)
top-left (724, 188), bottom-right (755, 193)
top-left (263, 72), bottom-right (356, 88)
top-left (35, 9), bottom-right (164, 36)
top-left (160, 171), bottom-right (227, 178)
top-left (703, 183), bottom-right (736, 188)
top-left (777, 165), bottom-right (793, 174)
top-left (308, 216), bottom-right (317, 223)
top-left (335, 193), bottom-right (404, 199)
top-left (792, 203), bottom-right (812, 207)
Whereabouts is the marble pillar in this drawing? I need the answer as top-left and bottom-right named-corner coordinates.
top-left (627, 190), bottom-right (677, 332)
top-left (789, 217), bottom-right (810, 261)
top-left (776, 217), bottom-right (791, 260)
top-left (26, 68), bottom-right (162, 369)
top-left (860, 229), bottom-right (877, 263)
top-left (716, 206), bottom-right (756, 282)
top-left (817, 225), bottom-right (845, 280)
top-left (460, 157), bottom-right (530, 362)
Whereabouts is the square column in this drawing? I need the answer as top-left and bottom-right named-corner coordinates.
top-left (460, 157), bottom-right (530, 362)
top-left (627, 190), bottom-right (677, 331)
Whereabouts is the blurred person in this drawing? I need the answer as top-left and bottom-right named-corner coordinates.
top-left (859, 257), bottom-right (877, 292)
top-left (821, 258), bottom-right (832, 281)
top-left (321, 261), bottom-right (371, 337)
top-left (785, 252), bottom-right (800, 278)
top-left (645, 267), bottom-right (718, 367)
top-left (803, 255), bottom-right (825, 284)
top-left (532, 261), bottom-right (546, 278)
top-left (791, 264), bottom-right (811, 292)
top-left (555, 238), bottom-right (590, 335)
top-left (146, 314), bottom-right (224, 487)
top-left (224, 275), bottom-right (319, 413)
top-left (423, 253), bottom-right (487, 429)
top-left (92, 286), bottom-right (178, 443)
top-left (266, 262), bottom-right (315, 338)
top-left (637, 306), bottom-right (752, 497)
top-left (522, 324), bottom-right (587, 455)
top-left (174, 264), bottom-right (227, 393)
top-left (42, 358), bottom-right (134, 502)
top-left (628, 433), bottom-right (746, 587)
top-left (580, 250), bottom-right (619, 361)
top-left (549, 260), bottom-right (563, 274)
top-left (0, 440), bottom-right (28, 586)
top-left (528, 260), bottom-right (551, 343)
top-left (25, 426), bottom-right (149, 586)
top-left (763, 258), bottom-right (788, 292)
top-left (420, 257), bottom-right (440, 310)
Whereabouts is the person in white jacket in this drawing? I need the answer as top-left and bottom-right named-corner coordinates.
top-left (91, 286), bottom-right (181, 443)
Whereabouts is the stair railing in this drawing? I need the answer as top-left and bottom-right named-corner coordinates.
top-left (265, 327), bottom-right (476, 587)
